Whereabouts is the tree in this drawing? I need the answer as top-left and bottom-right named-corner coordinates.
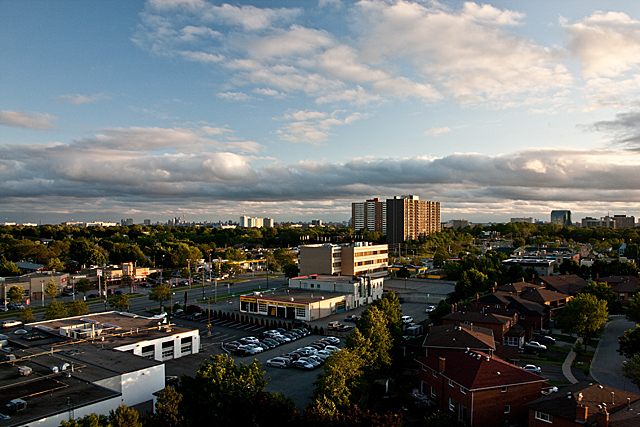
top-left (627, 291), bottom-right (640, 324)
top-left (422, 410), bottom-right (462, 427)
top-left (7, 286), bottom-right (24, 303)
top-left (76, 278), bottom-right (91, 298)
top-left (45, 280), bottom-right (59, 299)
top-left (45, 299), bottom-right (68, 320)
top-left (178, 354), bottom-right (270, 426)
top-left (580, 281), bottom-right (622, 314)
top-left (46, 257), bottom-right (65, 271)
top-left (0, 256), bottom-right (22, 276)
top-left (110, 294), bottom-right (130, 311)
top-left (108, 404), bottom-right (143, 427)
top-left (19, 308), bottom-right (35, 323)
top-left (149, 284), bottom-right (171, 311)
top-left (312, 348), bottom-right (365, 410)
top-left (370, 291), bottom-right (403, 342)
top-left (618, 326), bottom-right (640, 359)
top-left (60, 413), bottom-right (109, 427)
top-left (429, 300), bottom-right (454, 325)
top-left (354, 306), bottom-right (392, 368)
top-left (282, 263), bottom-right (299, 278)
top-left (622, 353), bottom-right (640, 389)
top-left (67, 300), bottom-right (90, 316)
top-left (147, 386), bottom-right (184, 427)
top-left (556, 293), bottom-right (608, 352)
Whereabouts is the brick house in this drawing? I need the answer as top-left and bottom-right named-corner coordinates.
top-left (526, 382), bottom-right (640, 427)
top-left (442, 310), bottom-right (514, 345)
top-left (416, 350), bottom-right (546, 426)
top-left (600, 276), bottom-right (640, 306)
top-left (537, 275), bottom-right (589, 296)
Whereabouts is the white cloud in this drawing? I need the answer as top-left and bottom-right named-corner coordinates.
top-left (277, 110), bottom-right (366, 143)
top-left (217, 92), bottom-right (251, 101)
top-left (0, 110), bottom-right (57, 130)
top-left (51, 93), bottom-right (111, 104)
top-left (565, 11), bottom-right (640, 78)
top-left (424, 127), bottom-right (451, 136)
top-left (178, 50), bottom-right (224, 62)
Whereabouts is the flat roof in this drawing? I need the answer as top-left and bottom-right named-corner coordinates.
top-left (245, 288), bottom-right (348, 304)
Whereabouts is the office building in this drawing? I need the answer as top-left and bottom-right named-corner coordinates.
top-left (263, 217), bottom-right (274, 227)
top-left (581, 216), bottom-right (615, 228)
top-left (613, 214), bottom-right (635, 228)
top-left (510, 217), bottom-right (533, 223)
top-left (298, 242), bottom-right (388, 277)
top-left (550, 210), bottom-right (572, 227)
top-left (351, 198), bottom-right (386, 233)
top-left (386, 195), bottom-right (440, 244)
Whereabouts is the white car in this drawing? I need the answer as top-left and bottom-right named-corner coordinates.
top-left (266, 357), bottom-right (290, 368)
top-left (324, 345), bottom-right (340, 353)
top-left (401, 316), bottom-right (414, 324)
top-left (316, 350), bottom-right (332, 360)
top-left (425, 306), bottom-right (435, 313)
top-left (243, 336), bottom-right (260, 344)
top-left (1, 320), bottom-right (22, 328)
top-left (523, 364), bottom-right (541, 374)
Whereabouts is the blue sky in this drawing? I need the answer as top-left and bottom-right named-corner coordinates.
top-left (2, 0), bottom-right (640, 224)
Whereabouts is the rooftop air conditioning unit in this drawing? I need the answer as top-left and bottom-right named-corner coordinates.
top-left (6, 399), bottom-right (27, 413)
top-left (18, 366), bottom-right (32, 376)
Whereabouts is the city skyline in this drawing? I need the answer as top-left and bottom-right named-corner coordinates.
top-left (2, 1), bottom-right (640, 224)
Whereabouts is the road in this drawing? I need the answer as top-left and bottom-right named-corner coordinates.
top-left (591, 315), bottom-right (640, 394)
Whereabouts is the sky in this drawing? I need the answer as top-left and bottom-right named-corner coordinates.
top-left (1, 0), bottom-right (640, 225)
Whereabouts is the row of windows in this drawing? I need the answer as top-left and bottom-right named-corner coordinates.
top-left (355, 258), bottom-right (387, 267)
top-left (535, 411), bottom-right (553, 423)
top-left (354, 250), bottom-right (388, 257)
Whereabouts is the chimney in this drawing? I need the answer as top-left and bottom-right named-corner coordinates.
top-left (451, 304), bottom-right (455, 313)
top-left (596, 408), bottom-right (609, 427)
top-left (611, 391), bottom-right (615, 404)
top-left (476, 293), bottom-right (479, 300)
top-left (438, 357), bottom-right (446, 373)
top-left (576, 404), bottom-right (588, 423)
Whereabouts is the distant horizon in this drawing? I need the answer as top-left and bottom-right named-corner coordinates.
top-left (2, 1), bottom-right (640, 226)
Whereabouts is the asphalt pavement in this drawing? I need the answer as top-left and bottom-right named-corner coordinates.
top-left (591, 315), bottom-right (640, 394)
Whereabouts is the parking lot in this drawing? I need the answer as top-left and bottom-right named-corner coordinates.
top-left (166, 313), bottom-right (342, 410)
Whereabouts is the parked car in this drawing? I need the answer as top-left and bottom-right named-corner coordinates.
top-left (425, 305), bottom-right (435, 313)
top-left (292, 328), bottom-right (308, 337)
top-left (301, 346), bottom-right (319, 354)
top-left (1, 320), bottom-right (22, 328)
top-left (225, 341), bottom-right (242, 350)
top-left (266, 357), bottom-right (291, 369)
top-left (280, 352), bottom-right (301, 361)
top-left (523, 364), bottom-right (542, 374)
top-left (292, 359), bottom-right (315, 370)
top-left (324, 345), bottom-right (340, 353)
top-left (401, 316), bottom-right (414, 324)
top-left (292, 319), bottom-right (309, 329)
top-left (300, 356), bottom-right (321, 368)
top-left (308, 355), bottom-right (324, 366)
top-left (260, 340), bottom-right (277, 349)
top-left (263, 330), bottom-right (282, 339)
top-left (263, 338), bottom-right (280, 347)
top-left (344, 315), bottom-right (360, 322)
top-left (256, 342), bottom-right (270, 351)
top-left (273, 336), bottom-right (290, 344)
top-left (165, 375), bottom-right (179, 386)
top-left (316, 350), bottom-right (332, 360)
top-left (535, 335), bottom-right (556, 345)
top-left (525, 341), bottom-right (547, 351)
top-left (87, 294), bottom-right (99, 299)
top-left (321, 337), bottom-right (340, 345)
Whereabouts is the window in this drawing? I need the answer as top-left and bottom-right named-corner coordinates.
top-left (504, 405), bottom-right (510, 414)
top-left (501, 386), bottom-right (508, 393)
top-left (431, 387), bottom-right (436, 398)
top-left (448, 379), bottom-right (454, 387)
top-left (534, 411), bottom-right (553, 423)
top-left (295, 308), bottom-right (305, 317)
top-left (432, 369), bottom-right (438, 378)
top-left (448, 398), bottom-right (455, 411)
top-left (460, 386), bottom-right (466, 394)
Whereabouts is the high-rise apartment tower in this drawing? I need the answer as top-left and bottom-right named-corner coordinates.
top-left (386, 195), bottom-right (440, 244)
top-left (351, 198), bottom-right (387, 233)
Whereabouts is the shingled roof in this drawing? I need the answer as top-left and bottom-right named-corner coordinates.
top-left (538, 275), bottom-right (589, 295)
top-left (526, 382), bottom-right (640, 427)
top-left (423, 323), bottom-right (495, 352)
top-left (519, 287), bottom-right (571, 304)
top-left (416, 350), bottom-right (545, 390)
top-left (442, 310), bottom-right (512, 326)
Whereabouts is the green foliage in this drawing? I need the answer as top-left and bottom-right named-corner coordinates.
top-left (147, 386), bottom-right (185, 427)
top-left (7, 285), bottom-right (24, 303)
top-left (45, 280), bottom-right (59, 299)
top-left (312, 348), bottom-right (365, 409)
top-left (627, 292), bottom-right (640, 324)
top-left (67, 300), bottom-right (89, 316)
top-left (108, 404), bottom-right (143, 427)
top-left (45, 300), bottom-right (68, 320)
top-left (303, 403), bottom-right (403, 427)
top-left (149, 284), bottom-right (171, 310)
top-left (59, 413), bottom-right (109, 427)
top-left (19, 308), bottom-right (35, 323)
top-left (46, 257), bottom-right (65, 271)
top-left (75, 278), bottom-right (91, 296)
top-left (422, 410), bottom-right (462, 427)
top-left (580, 281), bottom-right (623, 314)
top-left (0, 256), bottom-right (22, 276)
top-left (618, 326), bottom-right (640, 359)
top-left (282, 263), bottom-right (299, 278)
top-left (454, 268), bottom-right (489, 301)
top-left (622, 353), bottom-right (640, 389)
top-left (370, 291), bottom-right (403, 342)
top-left (429, 299), bottom-right (453, 325)
top-left (354, 306), bottom-right (392, 368)
top-left (109, 294), bottom-right (131, 311)
top-left (556, 293), bottom-right (608, 352)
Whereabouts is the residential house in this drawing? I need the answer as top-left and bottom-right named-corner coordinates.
top-left (537, 275), bottom-right (589, 296)
top-left (417, 350), bottom-right (547, 427)
top-left (600, 276), bottom-right (640, 306)
top-left (526, 382), bottom-right (640, 427)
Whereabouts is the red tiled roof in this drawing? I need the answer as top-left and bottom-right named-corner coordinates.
top-left (417, 350), bottom-right (545, 390)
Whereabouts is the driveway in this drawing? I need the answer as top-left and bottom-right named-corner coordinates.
top-left (591, 315), bottom-right (640, 394)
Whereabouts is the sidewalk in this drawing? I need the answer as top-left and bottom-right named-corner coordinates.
top-left (561, 338), bottom-right (579, 384)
